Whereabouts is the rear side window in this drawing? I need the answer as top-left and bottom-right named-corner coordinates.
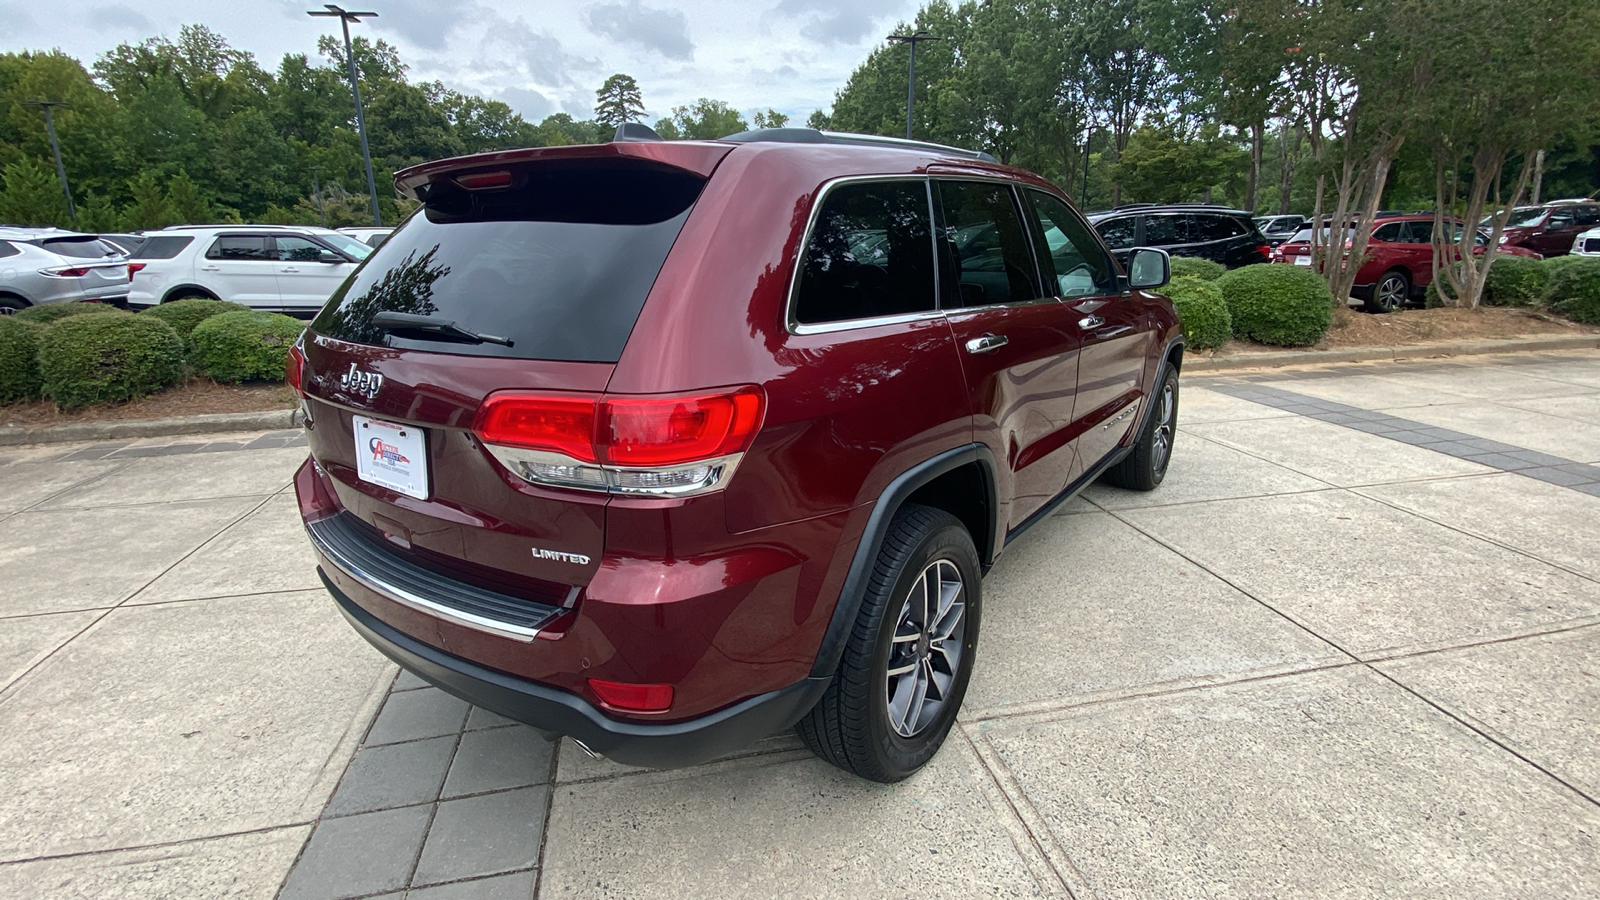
top-left (132, 236), bottom-right (194, 260)
top-left (207, 236), bottom-right (272, 260)
top-left (1398, 221), bottom-right (1433, 243)
top-left (1575, 206), bottom-right (1600, 227)
top-left (1142, 214), bottom-right (1191, 246)
top-left (936, 181), bottom-right (1042, 307)
top-left (1371, 222), bottom-right (1405, 243)
top-left (1194, 215), bottom-right (1248, 242)
top-left (38, 238), bottom-right (119, 259)
top-left (313, 159), bottom-right (705, 362)
top-left (0, 241), bottom-right (17, 260)
top-left (793, 180), bottom-right (936, 325)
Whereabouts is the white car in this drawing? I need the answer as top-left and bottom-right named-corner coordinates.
top-left (337, 226), bottom-right (395, 247)
top-left (1572, 226), bottom-right (1600, 258)
top-left (128, 225), bottom-right (372, 314)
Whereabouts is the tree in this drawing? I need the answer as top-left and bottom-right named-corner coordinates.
top-left (0, 157), bottom-right (69, 227)
top-left (123, 170), bottom-right (175, 230)
top-left (166, 170), bottom-right (211, 223)
top-left (594, 74), bottom-right (645, 129)
top-left (658, 99), bottom-right (747, 140)
top-left (1114, 123), bottom-right (1248, 204)
top-left (753, 109), bottom-right (789, 129)
top-left (1422, 0), bottom-right (1600, 307)
top-left (76, 191), bottom-right (123, 231)
top-left (806, 109), bottom-right (831, 130)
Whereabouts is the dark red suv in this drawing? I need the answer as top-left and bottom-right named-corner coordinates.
top-left (293, 128), bottom-right (1183, 781)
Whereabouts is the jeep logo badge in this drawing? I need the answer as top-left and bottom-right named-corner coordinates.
top-left (340, 363), bottom-right (384, 400)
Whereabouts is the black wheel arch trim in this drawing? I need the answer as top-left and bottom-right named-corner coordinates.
top-left (809, 442), bottom-right (998, 679)
top-left (161, 284), bottom-right (218, 302)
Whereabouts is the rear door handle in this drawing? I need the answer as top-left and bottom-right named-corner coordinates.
top-left (200, 265), bottom-right (221, 272)
top-left (1078, 315), bottom-right (1105, 329)
top-left (965, 334), bottom-right (1008, 354)
top-left (280, 267), bottom-right (300, 273)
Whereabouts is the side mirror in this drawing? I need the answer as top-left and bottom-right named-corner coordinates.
top-left (318, 251), bottom-right (347, 264)
top-left (1126, 247), bottom-right (1170, 290)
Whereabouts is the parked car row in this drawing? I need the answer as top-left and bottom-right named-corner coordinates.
top-left (1487, 199), bottom-right (1600, 257)
top-left (1269, 214), bottom-right (1542, 312)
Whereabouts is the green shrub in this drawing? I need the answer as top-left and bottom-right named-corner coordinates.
top-left (190, 310), bottom-right (304, 383)
top-left (1481, 255), bottom-right (1549, 307)
top-left (1213, 263), bottom-right (1333, 347)
top-left (0, 317), bottom-right (43, 403)
top-left (1545, 256), bottom-right (1600, 325)
top-left (1168, 257), bottom-right (1227, 282)
top-left (1164, 275), bottom-right (1232, 349)
top-left (13, 302), bottom-right (120, 325)
top-left (37, 312), bottom-right (183, 410)
top-left (1542, 254), bottom-right (1593, 286)
top-left (141, 298), bottom-right (249, 345)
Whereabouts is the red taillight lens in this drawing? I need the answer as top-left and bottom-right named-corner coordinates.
top-left (40, 266), bottom-right (92, 278)
top-left (127, 262), bottom-right (147, 276)
top-left (588, 678), bottom-right (673, 713)
top-left (1256, 244), bottom-right (1272, 260)
top-left (286, 343), bottom-right (306, 395)
top-left (474, 387), bottom-right (765, 468)
top-left (474, 393), bottom-right (601, 463)
top-left (603, 388), bottom-right (764, 466)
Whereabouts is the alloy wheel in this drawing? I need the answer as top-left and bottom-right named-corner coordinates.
top-left (885, 559), bottom-right (966, 738)
top-left (1377, 274), bottom-right (1407, 311)
top-left (1152, 380), bottom-right (1176, 475)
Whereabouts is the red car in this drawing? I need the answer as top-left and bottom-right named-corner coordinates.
top-left (1271, 215), bottom-right (1541, 312)
top-left (1492, 200), bottom-right (1600, 257)
top-left (293, 128), bottom-right (1183, 781)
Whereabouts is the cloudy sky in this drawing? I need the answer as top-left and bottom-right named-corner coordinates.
top-left (1, 0), bottom-right (927, 123)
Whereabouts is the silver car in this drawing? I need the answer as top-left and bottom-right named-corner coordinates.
top-left (0, 228), bottom-right (131, 315)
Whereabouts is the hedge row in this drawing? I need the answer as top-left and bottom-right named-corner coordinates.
top-left (0, 300), bottom-right (302, 410)
top-left (1213, 264), bottom-right (1333, 347)
top-left (1426, 254), bottom-right (1600, 324)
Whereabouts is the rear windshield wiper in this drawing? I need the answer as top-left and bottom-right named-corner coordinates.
top-left (370, 311), bottom-right (514, 347)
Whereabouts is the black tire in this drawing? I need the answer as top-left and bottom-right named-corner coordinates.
top-left (1103, 365), bottom-right (1179, 491)
top-left (0, 294), bottom-right (26, 315)
top-left (796, 504), bottom-right (981, 783)
top-left (1364, 270), bottom-right (1410, 313)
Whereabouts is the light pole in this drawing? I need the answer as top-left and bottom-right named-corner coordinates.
top-left (24, 100), bottom-right (75, 222)
top-left (309, 5), bottom-right (382, 227)
top-left (886, 31), bottom-right (940, 141)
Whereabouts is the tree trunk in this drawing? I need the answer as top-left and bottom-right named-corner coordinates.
top-left (1531, 149), bottom-right (1546, 205)
top-left (1246, 121), bottom-right (1263, 212)
top-left (1278, 124), bottom-right (1302, 215)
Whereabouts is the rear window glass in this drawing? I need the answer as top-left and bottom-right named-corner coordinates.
top-left (793, 180), bottom-right (936, 325)
top-left (312, 160), bottom-right (704, 362)
top-left (132, 235), bottom-right (194, 259)
top-left (38, 238), bottom-right (120, 259)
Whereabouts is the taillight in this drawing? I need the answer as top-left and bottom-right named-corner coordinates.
top-left (128, 262), bottom-right (147, 276)
top-left (39, 266), bottom-right (91, 278)
top-left (453, 170), bottom-right (514, 190)
top-left (286, 341), bottom-right (307, 396)
top-left (588, 678), bottom-right (673, 713)
top-left (472, 386), bottom-right (766, 497)
top-left (1256, 243), bottom-right (1272, 260)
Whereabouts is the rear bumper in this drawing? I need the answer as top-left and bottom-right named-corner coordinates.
top-left (323, 570), bottom-right (829, 768)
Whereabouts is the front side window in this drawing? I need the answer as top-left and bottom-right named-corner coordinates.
top-left (1096, 216), bottom-right (1138, 250)
top-left (206, 236), bottom-right (272, 261)
top-left (1025, 190), bottom-right (1115, 297)
top-left (275, 235), bottom-right (328, 262)
top-left (793, 180), bottom-right (936, 325)
top-left (1547, 211), bottom-right (1576, 230)
top-left (936, 181), bottom-right (1042, 307)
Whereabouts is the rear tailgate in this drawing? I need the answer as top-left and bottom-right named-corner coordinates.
top-left (301, 144), bottom-right (729, 598)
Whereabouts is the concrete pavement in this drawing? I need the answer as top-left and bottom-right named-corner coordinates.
top-left (1, 351), bottom-right (1598, 898)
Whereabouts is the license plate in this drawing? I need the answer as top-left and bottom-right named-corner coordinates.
top-left (1294, 255), bottom-right (1312, 266)
top-left (353, 416), bottom-right (429, 500)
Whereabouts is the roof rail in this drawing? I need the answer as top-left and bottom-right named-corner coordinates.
top-left (717, 127), bottom-right (999, 163)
